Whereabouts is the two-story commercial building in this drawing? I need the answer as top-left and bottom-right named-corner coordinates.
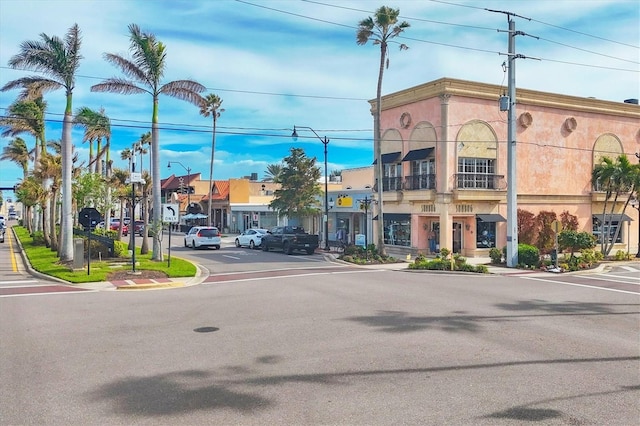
top-left (371, 77), bottom-right (639, 258)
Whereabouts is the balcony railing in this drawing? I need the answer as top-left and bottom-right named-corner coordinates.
top-left (374, 177), bottom-right (404, 192)
top-left (405, 174), bottom-right (436, 190)
top-left (454, 173), bottom-right (505, 190)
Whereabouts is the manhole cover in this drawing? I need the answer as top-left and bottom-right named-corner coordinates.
top-left (194, 326), bottom-right (219, 333)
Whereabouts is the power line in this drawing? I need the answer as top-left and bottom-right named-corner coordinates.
top-left (429, 0), bottom-right (639, 50)
top-left (237, 0), bottom-right (638, 73)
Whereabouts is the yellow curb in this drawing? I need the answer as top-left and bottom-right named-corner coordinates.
top-left (116, 282), bottom-right (185, 290)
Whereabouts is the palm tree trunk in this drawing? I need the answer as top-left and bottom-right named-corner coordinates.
top-left (375, 42), bottom-right (387, 257)
top-left (50, 189), bottom-right (59, 252)
top-left (59, 106), bottom-right (74, 262)
top-left (42, 206), bottom-right (51, 247)
top-left (208, 114), bottom-right (217, 227)
top-left (151, 101), bottom-right (163, 261)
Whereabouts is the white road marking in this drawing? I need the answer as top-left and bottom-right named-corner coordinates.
top-left (521, 276), bottom-right (640, 295)
top-left (204, 269), bottom-right (382, 284)
top-left (0, 290), bottom-right (97, 298)
top-left (0, 280), bottom-right (39, 285)
top-left (222, 255), bottom-right (241, 260)
top-left (620, 266), bottom-right (639, 272)
top-left (586, 275), bottom-right (640, 285)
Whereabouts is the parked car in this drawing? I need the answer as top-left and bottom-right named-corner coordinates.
top-left (0, 223), bottom-right (5, 243)
top-left (235, 228), bottom-right (269, 249)
top-left (261, 226), bottom-right (319, 255)
top-left (184, 226), bottom-right (221, 249)
top-left (109, 220), bottom-right (128, 236)
top-left (133, 220), bottom-right (145, 235)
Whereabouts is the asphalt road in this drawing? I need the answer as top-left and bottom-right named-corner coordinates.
top-left (1, 261), bottom-right (638, 425)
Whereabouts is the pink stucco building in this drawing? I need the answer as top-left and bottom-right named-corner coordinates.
top-left (371, 77), bottom-right (640, 258)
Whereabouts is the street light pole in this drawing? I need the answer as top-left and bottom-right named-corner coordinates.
top-left (292, 126), bottom-right (330, 251)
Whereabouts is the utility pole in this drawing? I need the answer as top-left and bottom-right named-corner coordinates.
top-left (489, 9), bottom-right (537, 267)
top-left (505, 16), bottom-right (519, 268)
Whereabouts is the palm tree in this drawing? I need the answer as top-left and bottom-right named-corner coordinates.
top-left (199, 93), bottom-right (224, 227)
top-left (0, 97), bottom-right (47, 168)
top-left (14, 176), bottom-right (43, 235)
top-left (264, 163), bottom-right (283, 183)
top-left (73, 106), bottom-right (111, 174)
top-left (1, 137), bottom-right (32, 179)
top-left (33, 152), bottom-right (61, 248)
top-left (91, 23), bottom-right (205, 261)
top-left (4, 24), bottom-right (83, 262)
top-left (357, 6), bottom-right (409, 256)
top-left (592, 154), bottom-right (639, 256)
top-left (109, 168), bottom-right (130, 242)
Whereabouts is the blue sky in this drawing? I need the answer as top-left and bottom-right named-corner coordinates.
top-left (1, 0), bottom-right (638, 192)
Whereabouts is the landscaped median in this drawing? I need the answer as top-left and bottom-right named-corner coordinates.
top-left (13, 226), bottom-right (197, 284)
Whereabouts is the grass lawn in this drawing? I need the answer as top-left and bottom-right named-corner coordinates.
top-left (13, 227), bottom-right (196, 284)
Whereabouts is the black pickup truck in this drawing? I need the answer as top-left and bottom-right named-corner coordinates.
top-left (261, 225), bottom-right (319, 255)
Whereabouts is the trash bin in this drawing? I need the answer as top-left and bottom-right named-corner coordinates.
top-left (550, 249), bottom-right (557, 263)
top-left (73, 238), bottom-right (85, 269)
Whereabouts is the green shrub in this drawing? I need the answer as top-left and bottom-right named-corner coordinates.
top-left (457, 263), bottom-right (476, 272)
top-left (489, 247), bottom-right (502, 264)
top-left (113, 240), bottom-right (128, 257)
top-left (614, 250), bottom-right (631, 261)
top-left (518, 243), bottom-right (540, 267)
top-left (474, 265), bottom-right (489, 273)
top-left (343, 245), bottom-right (363, 256)
top-left (439, 247), bottom-right (451, 259)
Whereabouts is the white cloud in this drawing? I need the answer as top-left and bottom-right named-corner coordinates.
top-left (1, 0), bottom-right (638, 188)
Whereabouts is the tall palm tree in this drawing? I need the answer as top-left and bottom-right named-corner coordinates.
top-left (357, 6), bottom-right (409, 256)
top-left (1, 137), bottom-right (32, 179)
top-left (73, 106), bottom-right (111, 174)
top-left (91, 23), bottom-right (205, 261)
top-left (0, 97), bottom-right (47, 168)
top-left (33, 152), bottom-right (61, 249)
top-left (4, 24), bottom-right (83, 262)
top-left (199, 93), bottom-right (224, 227)
top-left (14, 175), bottom-right (43, 235)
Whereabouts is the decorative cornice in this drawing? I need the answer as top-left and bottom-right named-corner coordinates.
top-left (369, 77), bottom-right (640, 120)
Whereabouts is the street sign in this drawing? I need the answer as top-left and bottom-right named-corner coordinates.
top-left (130, 172), bottom-right (144, 183)
top-left (550, 220), bottom-right (563, 233)
top-left (162, 203), bottom-right (179, 223)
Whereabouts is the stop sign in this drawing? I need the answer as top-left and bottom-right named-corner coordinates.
top-left (78, 207), bottom-right (102, 230)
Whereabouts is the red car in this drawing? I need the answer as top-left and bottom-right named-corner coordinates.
top-left (109, 220), bottom-right (129, 236)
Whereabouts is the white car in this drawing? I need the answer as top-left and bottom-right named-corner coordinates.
top-left (184, 226), bottom-right (221, 249)
top-left (235, 228), bottom-right (269, 249)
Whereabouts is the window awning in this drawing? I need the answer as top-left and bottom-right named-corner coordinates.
top-left (372, 152), bottom-right (401, 165)
top-left (592, 214), bottom-right (634, 222)
top-left (476, 214), bottom-right (506, 222)
top-left (402, 147), bottom-right (434, 162)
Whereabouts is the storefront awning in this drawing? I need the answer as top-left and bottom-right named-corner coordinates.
top-left (402, 147), bottom-right (434, 162)
top-left (592, 214), bottom-right (634, 222)
top-left (477, 214), bottom-right (506, 222)
top-left (372, 152), bottom-right (401, 165)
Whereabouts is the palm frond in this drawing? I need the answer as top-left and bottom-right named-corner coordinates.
top-left (102, 53), bottom-right (149, 83)
top-left (91, 78), bottom-right (149, 95)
